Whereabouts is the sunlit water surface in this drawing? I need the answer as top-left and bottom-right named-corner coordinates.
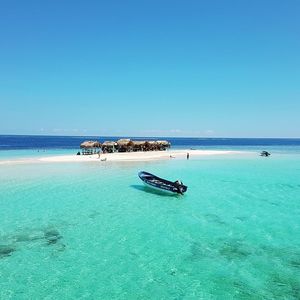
top-left (0, 153), bottom-right (300, 299)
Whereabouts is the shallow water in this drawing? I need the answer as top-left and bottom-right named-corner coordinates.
top-left (0, 154), bottom-right (300, 299)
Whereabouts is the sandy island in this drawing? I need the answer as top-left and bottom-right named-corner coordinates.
top-left (41, 149), bottom-right (241, 163)
top-left (0, 149), bottom-right (247, 165)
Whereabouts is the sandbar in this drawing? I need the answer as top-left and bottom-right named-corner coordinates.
top-left (0, 149), bottom-right (247, 165)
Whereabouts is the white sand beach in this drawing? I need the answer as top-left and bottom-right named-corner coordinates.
top-left (0, 149), bottom-right (243, 165)
top-left (39, 149), bottom-right (240, 163)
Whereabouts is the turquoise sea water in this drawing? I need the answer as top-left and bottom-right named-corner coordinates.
top-left (1, 153), bottom-right (300, 299)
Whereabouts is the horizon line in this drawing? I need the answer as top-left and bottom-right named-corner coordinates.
top-left (0, 134), bottom-right (300, 139)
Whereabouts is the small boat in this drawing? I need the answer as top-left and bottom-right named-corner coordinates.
top-left (260, 151), bottom-right (271, 157)
top-left (138, 171), bottom-right (188, 195)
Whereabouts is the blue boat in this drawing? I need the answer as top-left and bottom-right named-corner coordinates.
top-left (138, 171), bottom-right (187, 195)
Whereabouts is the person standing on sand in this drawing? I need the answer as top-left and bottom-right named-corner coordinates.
top-left (187, 152), bottom-right (190, 160)
top-left (97, 150), bottom-right (101, 159)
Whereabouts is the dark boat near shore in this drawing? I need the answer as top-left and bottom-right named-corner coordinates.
top-left (138, 171), bottom-right (188, 195)
top-left (260, 151), bottom-right (271, 157)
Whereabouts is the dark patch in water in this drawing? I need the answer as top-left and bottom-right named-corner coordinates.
top-left (169, 268), bottom-right (177, 276)
top-left (204, 213), bottom-right (227, 225)
top-left (13, 232), bottom-right (44, 243)
top-left (284, 251), bottom-right (300, 270)
top-left (267, 272), bottom-right (300, 299)
top-left (289, 258), bottom-right (300, 269)
top-left (189, 242), bottom-right (205, 261)
top-left (0, 227), bottom-right (66, 259)
top-left (219, 239), bottom-right (252, 260)
top-left (129, 251), bottom-right (139, 258)
top-left (88, 211), bottom-right (100, 219)
top-left (44, 229), bottom-right (62, 245)
top-left (256, 196), bottom-right (280, 206)
top-left (55, 243), bottom-right (66, 252)
top-left (211, 276), bottom-right (261, 299)
top-left (0, 244), bottom-right (15, 258)
top-left (187, 241), bottom-right (215, 261)
top-left (277, 183), bottom-right (300, 190)
top-left (260, 197), bottom-right (280, 206)
top-left (232, 280), bottom-right (256, 299)
top-left (261, 245), bottom-right (300, 270)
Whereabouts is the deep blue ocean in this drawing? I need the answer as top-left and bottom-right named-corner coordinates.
top-left (1, 135), bottom-right (300, 150)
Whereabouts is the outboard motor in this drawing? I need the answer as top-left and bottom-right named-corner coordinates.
top-left (174, 180), bottom-right (184, 194)
top-left (177, 186), bottom-right (184, 195)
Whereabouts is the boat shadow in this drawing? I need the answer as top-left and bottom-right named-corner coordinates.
top-left (130, 185), bottom-right (180, 198)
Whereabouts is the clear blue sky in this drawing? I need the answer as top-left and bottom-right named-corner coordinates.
top-left (0, 0), bottom-right (299, 137)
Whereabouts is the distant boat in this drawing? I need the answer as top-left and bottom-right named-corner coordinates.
top-left (260, 151), bottom-right (271, 157)
top-left (138, 171), bottom-right (187, 195)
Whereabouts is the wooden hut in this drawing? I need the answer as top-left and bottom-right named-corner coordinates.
top-left (102, 141), bottom-right (118, 153)
top-left (156, 140), bottom-right (171, 151)
top-left (80, 138), bottom-right (171, 154)
top-left (145, 141), bottom-right (159, 151)
top-left (132, 141), bottom-right (146, 152)
top-left (80, 141), bottom-right (101, 155)
top-left (117, 139), bottom-right (132, 152)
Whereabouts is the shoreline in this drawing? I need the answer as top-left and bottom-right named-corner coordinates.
top-left (0, 149), bottom-right (246, 165)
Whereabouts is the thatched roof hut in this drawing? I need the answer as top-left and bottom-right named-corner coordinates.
top-left (117, 139), bottom-right (132, 152)
top-left (132, 141), bottom-right (146, 151)
top-left (142, 140), bottom-right (170, 151)
top-left (80, 140), bottom-right (101, 155)
top-left (102, 141), bottom-right (117, 147)
top-left (145, 141), bottom-right (158, 151)
top-left (80, 141), bottom-right (101, 149)
top-left (156, 140), bottom-right (170, 147)
top-left (132, 141), bottom-right (146, 146)
top-left (79, 138), bottom-right (171, 154)
top-left (117, 139), bottom-right (131, 146)
top-left (102, 141), bottom-right (118, 153)
top-left (156, 140), bottom-right (171, 150)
